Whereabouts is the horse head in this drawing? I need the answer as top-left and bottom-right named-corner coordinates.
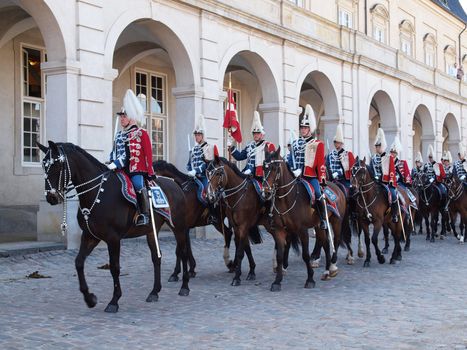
top-left (37, 141), bottom-right (68, 205)
top-left (206, 154), bottom-right (227, 204)
top-left (262, 146), bottom-right (282, 201)
top-left (350, 156), bottom-right (370, 192)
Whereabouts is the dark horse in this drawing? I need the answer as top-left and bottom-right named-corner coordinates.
top-left (262, 148), bottom-right (347, 286)
top-left (412, 172), bottom-right (448, 242)
top-left (444, 172), bottom-right (467, 243)
top-left (350, 158), bottom-right (404, 266)
top-left (153, 160), bottom-right (258, 276)
top-left (38, 141), bottom-right (191, 312)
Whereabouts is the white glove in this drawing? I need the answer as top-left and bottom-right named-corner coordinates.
top-left (227, 135), bottom-right (234, 147)
top-left (293, 169), bottom-right (302, 177)
top-left (429, 178), bottom-right (434, 183)
top-left (243, 169), bottom-right (252, 175)
top-left (107, 162), bottom-right (117, 170)
top-left (188, 169), bottom-right (196, 177)
top-left (460, 175), bottom-right (466, 181)
top-left (332, 172), bottom-right (339, 179)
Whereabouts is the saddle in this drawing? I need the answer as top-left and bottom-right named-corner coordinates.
top-left (115, 170), bottom-right (173, 225)
top-left (299, 179), bottom-right (340, 218)
top-left (250, 178), bottom-right (265, 202)
top-left (193, 177), bottom-right (208, 206)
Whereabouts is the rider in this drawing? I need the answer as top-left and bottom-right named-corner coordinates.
top-left (187, 113), bottom-right (218, 224)
top-left (325, 123), bottom-right (355, 191)
top-left (453, 143), bottom-right (467, 183)
top-left (411, 152), bottom-right (423, 179)
top-left (441, 150), bottom-right (453, 175)
top-left (288, 104), bottom-right (328, 230)
top-left (108, 89), bottom-right (154, 226)
top-left (390, 137), bottom-right (412, 188)
top-left (370, 128), bottom-right (399, 223)
top-left (228, 111), bottom-right (275, 178)
top-left (423, 144), bottom-right (447, 198)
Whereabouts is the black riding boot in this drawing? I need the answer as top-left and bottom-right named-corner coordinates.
top-left (315, 196), bottom-right (328, 230)
top-left (207, 203), bottom-right (219, 225)
top-left (136, 188), bottom-right (150, 226)
top-left (391, 201), bottom-right (399, 223)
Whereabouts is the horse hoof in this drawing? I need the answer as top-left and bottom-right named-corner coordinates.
top-left (270, 283), bottom-right (281, 292)
top-left (378, 256), bottom-right (385, 264)
top-left (104, 304), bottom-right (119, 313)
top-left (304, 280), bottom-right (316, 289)
top-left (189, 271), bottom-right (197, 278)
top-left (321, 273), bottom-right (331, 281)
top-left (346, 258), bottom-right (354, 265)
top-left (231, 279), bottom-right (241, 287)
top-left (440, 235), bottom-right (445, 240)
top-left (146, 293), bottom-right (159, 302)
top-left (381, 248), bottom-right (388, 254)
top-left (357, 251), bottom-right (364, 258)
top-left (396, 255), bottom-right (402, 261)
top-left (85, 293), bottom-right (97, 308)
top-left (363, 261), bottom-right (370, 268)
top-left (246, 272), bottom-right (256, 281)
top-left (426, 236), bottom-right (430, 241)
top-left (404, 246), bottom-right (410, 252)
top-left (168, 275), bottom-right (179, 282)
top-left (178, 288), bottom-right (190, 297)
top-left (311, 259), bottom-right (320, 268)
top-left (329, 269), bottom-right (338, 278)
top-left (390, 258), bottom-right (396, 265)
top-left (430, 238), bottom-right (435, 243)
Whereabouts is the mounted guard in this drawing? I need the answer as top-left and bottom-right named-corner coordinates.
top-left (370, 128), bottom-right (399, 223)
top-left (325, 123), bottom-right (355, 193)
top-left (423, 144), bottom-right (447, 198)
top-left (390, 137), bottom-right (412, 188)
top-left (453, 143), bottom-right (467, 183)
top-left (187, 113), bottom-right (218, 223)
top-left (108, 89), bottom-right (154, 226)
top-left (441, 150), bottom-right (453, 175)
top-left (411, 152), bottom-right (423, 179)
top-left (287, 104), bottom-right (328, 230)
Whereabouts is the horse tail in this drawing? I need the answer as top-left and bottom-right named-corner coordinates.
top-left (248, 226), bottom-right (263, 245)
top-left (289, 233), bottom-right (301, 255)
top-left (340, 207), bottom-right (352, 248)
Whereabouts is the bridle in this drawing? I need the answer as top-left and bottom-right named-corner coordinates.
top-left (351, 163), bottom-right (376, 220)
top-left (42, 146), bottom-right (109, 240)
top-left (445, 174), bottom-right (464, 201)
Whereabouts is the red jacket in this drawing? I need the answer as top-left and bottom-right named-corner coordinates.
top-left (304, 140), bottom-right (326, 182)
top-left (382, 154), bottom-right (397, 187)
top-left (128, 128), bottom-right (154, 176)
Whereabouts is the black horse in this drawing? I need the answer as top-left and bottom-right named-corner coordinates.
top-left (38, 141), bottom-right (191, 313)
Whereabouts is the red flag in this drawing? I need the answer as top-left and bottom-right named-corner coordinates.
top-left (223, 89), bottom-right (242, 143)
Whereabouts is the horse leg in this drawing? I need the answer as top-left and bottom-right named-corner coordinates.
top-left (390, 226), bottom-right (402, 264)
top-left (404, 221), bottom-right (411, 252)
top-left (283, 239), bottom-right (290, 273)
top-left (299, 229), bottom-right (315, 289)
top-left (104, 238), bottom-right (122, 313)
top-left (146, 232), bottom-right (161, 302)
top-left (271, 229), bottom-right (286, 291)
top-left (244, 241), bottom-right (256, 281)
top-left (310, 235), bottom-right (321, 268)
top-left (424, 214), bottom-right (431, 240)
top-left (175, 229), bottom-right (191, 296)
top-left (362, 223), bottom-right (371, 267)
top-left (382, 225), bottom-right (390, 254)
top-left (75, 232), bottom-right (100, 309)
top-left (430, 212), bottom-right (437, 242)
top-left (168, 244), bottom-right (181, 282)
top-left (316, 228), bottom-right (332, 281)
top-left (372, 222), bottom-right (385, 264)
top-left (223, 227), bottom-right (235, 272)
top-left (231, 228), bottom-right (247, 286)
top-left (186, 230), bottom-right (197, 278)
top-left (329, 221), bottom-right (341, 278)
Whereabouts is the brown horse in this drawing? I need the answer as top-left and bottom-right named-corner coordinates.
top-left (262, 148), bottom-right (346, 284)
top-left (38, 141), bottom-right (191, 313)
top-left (350, 158), bottom-right (404, 266)
top-left (153, 160), bottom-right (259, 277)
top-left (444, 172), bottom-right (467, 243)
top-left (206, 156), bottom-right (268, 287)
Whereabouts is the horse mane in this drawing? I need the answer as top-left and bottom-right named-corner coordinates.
top-left (153, 160), bottom-right (190, 182)
top-left (218, 157), bottom-right (247, 179)
top-left (59, 143), bottom-right (107, 171)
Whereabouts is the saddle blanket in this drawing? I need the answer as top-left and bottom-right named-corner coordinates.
top-left (299, 179), bottom-right (340, 218)
top-left (116, 170), bottom-right (137, 207)
top-left (149, 185), bottom-right (170, 208)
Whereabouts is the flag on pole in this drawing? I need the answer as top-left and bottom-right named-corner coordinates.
top-left (223, 77), bottom-right (242, 143)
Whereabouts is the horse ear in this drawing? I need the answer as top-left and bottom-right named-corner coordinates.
top-left (275, 146), bottom-right (281, 157)
top-left (48, 140), bottom-right (59, 155)
top-left (362, 156), bottom-right (366, 164)
top-left (36, 141), bottom-right (48, 154)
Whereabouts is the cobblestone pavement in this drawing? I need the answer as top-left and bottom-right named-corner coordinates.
top-left (1, 232), bottom-right (466, 349)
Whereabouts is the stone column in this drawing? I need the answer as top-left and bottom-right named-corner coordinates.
top-left (318, 114), bottom-right (340, 151)
top-left (259, 103), bottom-right (286, 150)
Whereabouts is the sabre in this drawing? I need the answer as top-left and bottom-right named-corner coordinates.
top-left (396, 196), bottom-right (407, 242)
top-left (321, 194), bottom-right (335, 254)
top-left (111, 116), bottom-right (119, 160)
top-left (290, 130), bottom-right (297, 169)
top-left (148, 189), bottom-right (162, 258)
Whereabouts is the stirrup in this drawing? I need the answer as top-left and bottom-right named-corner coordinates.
top-left (135, 214), bottom-right (150, 226)
top-left (392, 214), bottom-right (398, 223)
top-left (320, 220), bottom-right (328, 230)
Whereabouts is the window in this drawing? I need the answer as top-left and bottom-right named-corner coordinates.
top-left (370, 4), bottom-right (389, 45)
top-left (135, 70), bottom-right (167, 161)
top-left (401, 39), bottom-right (411, 55)
top-left (21, 45), bottom-right (46, 165)
top-left (374, 26), bottom-right (385, 43)
top-left (339, 9), bottom-right (353, 28)
top-left (423, 33), bottom-right (437, 68)
top-left (444, 45), bottom-right (457, 77)
top-left (399, 20), bottom-right (414, 57)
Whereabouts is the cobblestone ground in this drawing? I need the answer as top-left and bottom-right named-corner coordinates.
top-left (0, 231), bottom-right (466, 349)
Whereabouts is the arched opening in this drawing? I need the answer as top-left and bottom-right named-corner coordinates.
top-left (110, 19), bottom-right (195, 167)
top-left (412, 104), bottom-right (434, 164)
top-left (368, 90), bottom-right (398, 154)
top-left (298, 71), bottom-right (339, 150)
top-left (221, 50), bottom-right (280, 159)
top-left (442, 113), bottom-right (461, 159)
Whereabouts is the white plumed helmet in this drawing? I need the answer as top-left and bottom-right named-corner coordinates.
top-left (415, 151), bottom-right (423, 163)
top-left (300, 104), bottom-right (317, 132)
top-left (120, 89), bottom-right (145, 126)
top-left (333, 124), bottom-right (344, 143)
top-left (193, 114), bottom-right (206, 134)
top-left (374, 128), bottom-right (387, 151)
top-left (251, 111), bottom-right (265, 134)
top-left (389, 136), bottom-right (402, 156)
top-left (427, 144), bottom-right (434, 159)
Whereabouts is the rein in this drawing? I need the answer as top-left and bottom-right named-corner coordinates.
top-left (207, 164), bottom-right (249, 210)
top-left (351, 165), bottom-right (377, 220)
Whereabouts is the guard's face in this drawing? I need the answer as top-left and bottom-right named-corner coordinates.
top-left (442, 159), bottom-right (449, 165)
top-left (253, 132), bottom-right (263, 142)
top-left (415, 161), bottom-right (421, 168)
top-left (119, 114), bottom-right (130, 128)
top-left (300, 126), bottom-right (310, 137)
top-left (194, 133), bottom-right (204, 144)
top-left (375, 145), bottom-right (382, 154)
top-left (334, 141), bottom-right (343, 150)
top-left (428, 156), bottom-right (433, 162)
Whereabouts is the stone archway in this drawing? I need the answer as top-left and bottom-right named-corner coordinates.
top-left (297, 71), bottom-right (339, 148)
top-left (442, 113), bottom-right (461, 159)
top-left (368, 90), bottom-right (398, 154)
top-left (412, 104), bottom-right (434, 163)
top-left (109, 19), bottom-right (196, 169)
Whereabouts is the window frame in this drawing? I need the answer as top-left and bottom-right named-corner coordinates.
top-left (370, 4), bottom-right (389, 45)
top-left (338, 8), bottom-right (353, 29)
top-left (423, 33), bottom-right (437, 68)
top-left (20, 43), bottom-right (46, 167)
top-left (134, 68), bottom-right (169, 161)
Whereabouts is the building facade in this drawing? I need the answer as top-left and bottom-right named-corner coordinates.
top-left (1, 0), bottom-right (466, 247)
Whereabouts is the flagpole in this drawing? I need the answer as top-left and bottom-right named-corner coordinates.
top-left (228, 73), bottom-right (232, 162)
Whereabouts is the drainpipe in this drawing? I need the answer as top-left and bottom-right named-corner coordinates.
top-left (459, 22), bottom-right (467, 65)
top-left (364, 0), bottom-right (368, 35)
